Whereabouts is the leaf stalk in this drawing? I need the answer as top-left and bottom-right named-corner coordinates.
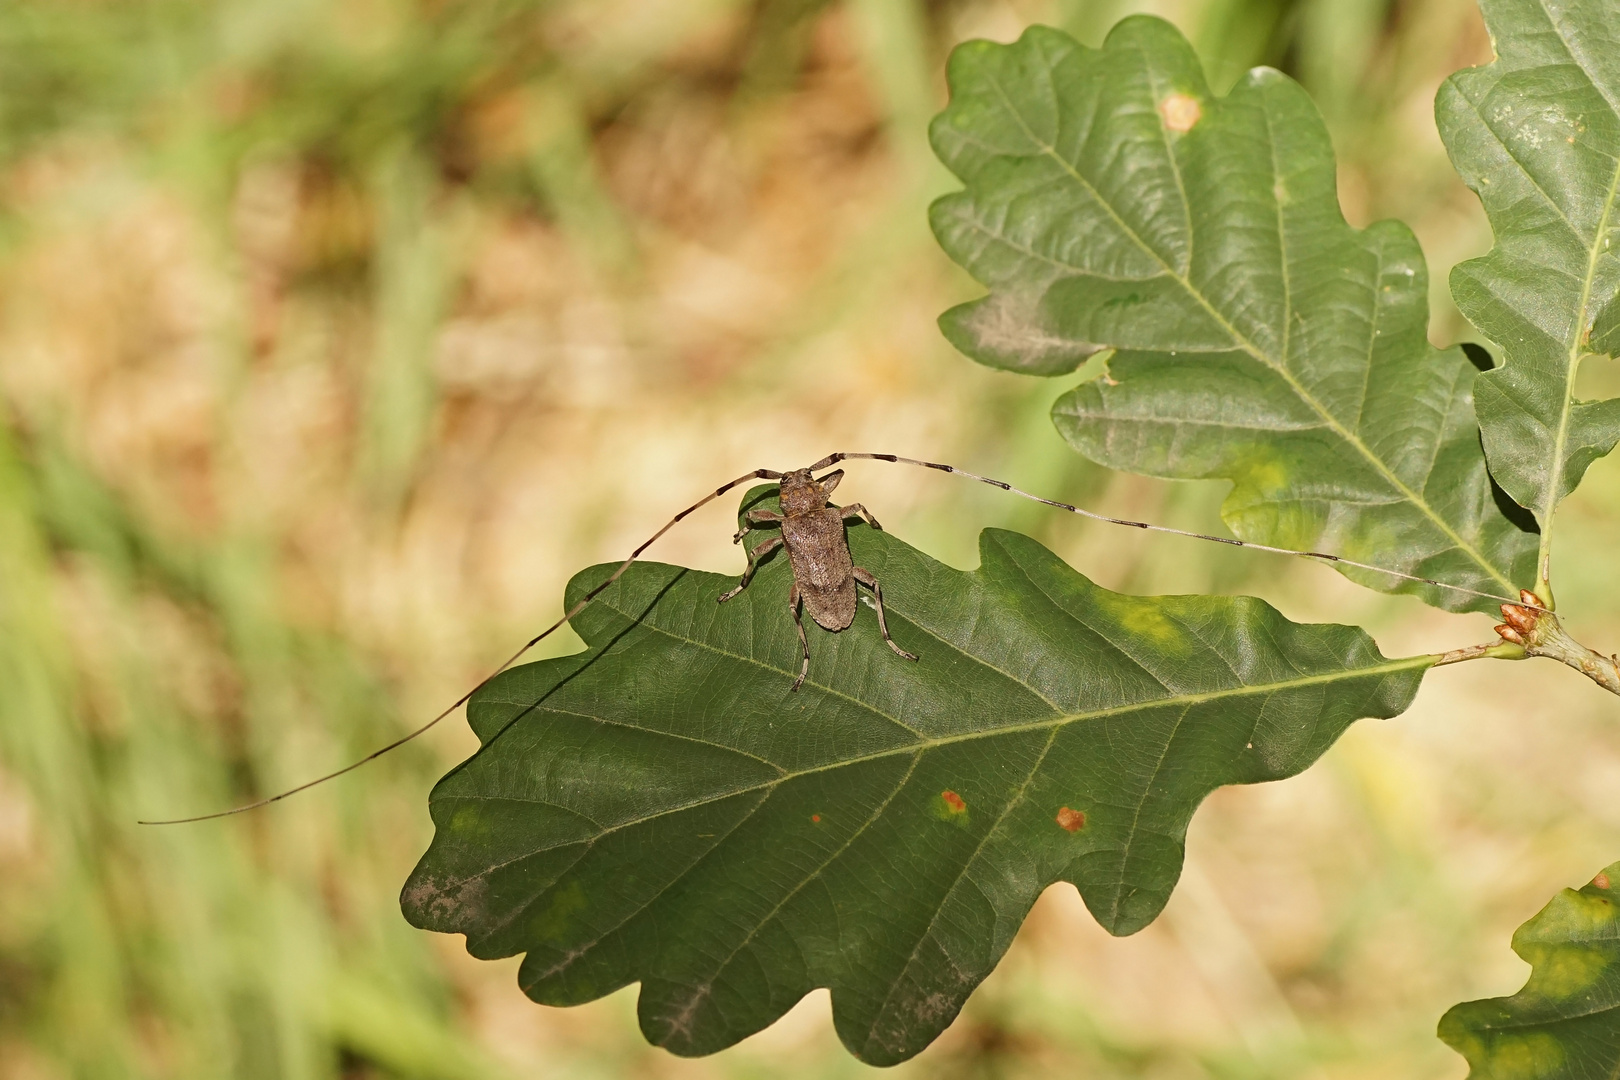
top-left (1432, 641), bottom-right (1525, 667)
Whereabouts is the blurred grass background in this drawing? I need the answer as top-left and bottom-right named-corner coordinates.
top-left (2, 0), bottom-right (1619, 1077)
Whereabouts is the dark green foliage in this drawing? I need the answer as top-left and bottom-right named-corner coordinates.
top-left (404, 511), bottom-right (1426, 1063)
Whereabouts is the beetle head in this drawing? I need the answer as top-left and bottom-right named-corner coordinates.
top-left (778, 467), bottom-right (838, 514)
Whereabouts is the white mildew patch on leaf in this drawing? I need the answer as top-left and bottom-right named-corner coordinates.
top-left (1439, 0), bottom-right (1620, 563)
top-left (403, 510), bottom-right (1429, 1065)
top-left (929, 18), bottom-right (1538, 614)
top-left (1441, 861), bottom-right (1620, 1079)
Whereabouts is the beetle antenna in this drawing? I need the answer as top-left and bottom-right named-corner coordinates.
top-left (821, 452), bottom-right (1546, 614)
top-left (138, 466), bottom-right (783, 824)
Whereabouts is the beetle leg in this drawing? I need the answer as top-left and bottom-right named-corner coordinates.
top-left (733, 508), bottom-right (783, 544)
top-left (718, 535), bottom-right (783, 603)
top-left (837, 503), bottom-right (883, 531)
top-left (789, 582), bottom-right (811, 692)
top-left (852, 566), bottom-right (917, 661)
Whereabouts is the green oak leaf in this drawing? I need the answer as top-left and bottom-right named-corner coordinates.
top-left (928, 19), bottom-right (1537, 614)
top-left (1592, 288), bottom-right (1620, 360)
top-left (1439, 0), bottom-right (1620, 557)
top-left (1440, 860), bottom-right (1620, 1079)
top-left (403, 504), bottom-right (1428, 1064)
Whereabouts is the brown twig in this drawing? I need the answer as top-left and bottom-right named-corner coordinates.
top-left (1489, 591), bottom-right (1620, 696)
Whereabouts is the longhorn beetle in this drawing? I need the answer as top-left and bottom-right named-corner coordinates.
top-left (140, 451), bottom-right (1546, 825)
top-left (721, 464), bottom-right (918, 692)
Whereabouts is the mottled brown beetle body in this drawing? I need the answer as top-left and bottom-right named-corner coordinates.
top-left (719, 466), bottom-right (916, 691)
top-left (780, 472), bottom-right (858, 631)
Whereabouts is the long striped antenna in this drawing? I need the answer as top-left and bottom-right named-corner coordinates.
top-left (812, 452), bottom-right (1543, 613)
top-left (137, 466), bottom-right (783, 825)
top-left (140, 452), bottom-right (1536, 824)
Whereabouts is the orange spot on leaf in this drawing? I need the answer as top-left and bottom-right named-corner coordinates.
top-left (941, 790), bottom-right (966, 814)
top-left (1158, 93), bottom-right (1202, 133)
top-left (1596, 873), bottom-right (1611, 890)
top-left (811, 814), bottom-right (821, 823)
top-left (1055, 807), bottom-right (1086, 833)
